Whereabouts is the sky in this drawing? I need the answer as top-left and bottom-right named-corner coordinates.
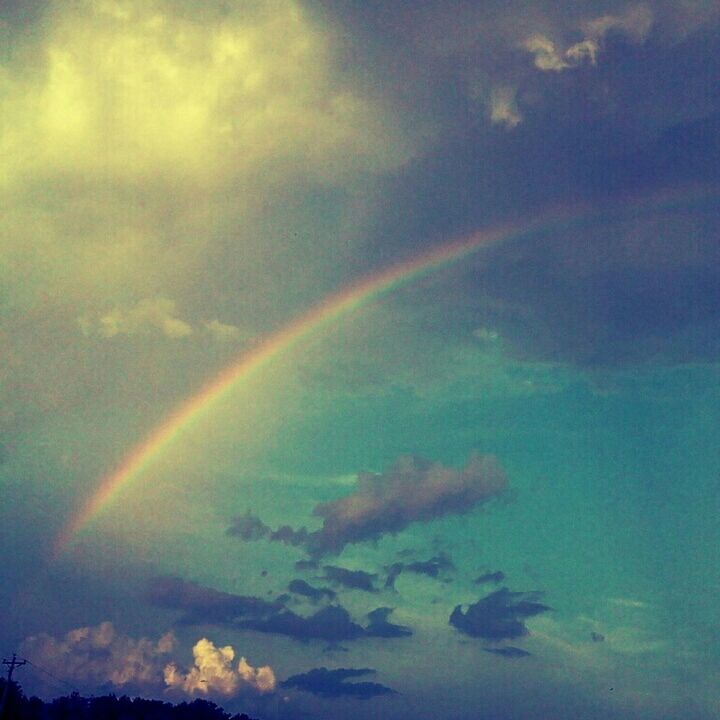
top-left (1, 1), bottom-right (719, 718)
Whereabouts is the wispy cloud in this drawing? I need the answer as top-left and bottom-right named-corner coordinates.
top-left (229, 453), bottom-right (507, 556)
top-left (79, 298), bottom-right (193, 339)
top-left (523, 4), bottom-right (653, 73)
top-left (489, 86), bottom-right (522, 128)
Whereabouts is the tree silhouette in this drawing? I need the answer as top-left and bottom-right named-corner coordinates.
top-left (0, 680), bottom-right (261, 720)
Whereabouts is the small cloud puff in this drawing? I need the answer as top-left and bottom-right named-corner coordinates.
top-left (204, 319), bottom-right (245, 343)
top-left (79, 297), bottom-right (192, 339)
top-left (523, 4), bottom-right (653, 72)
top-left (20, 622), bottom-right (176, 689)
top-left (164, 638), bottom-right (276, 697)
top-left (79, 299), bottom-right (245, 343)
top-left (489, 87), bottom-right (522, 129)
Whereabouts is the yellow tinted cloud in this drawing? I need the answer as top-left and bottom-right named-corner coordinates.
top-left (0, 0), bottom-right (415, 434)
top-left (164, 638), bottom-right (276, 696)
top-left (79, 297), bottom-right (193, 338)
top-left (0, 0), bottom-right (412, 308)
top-left (4, 0), bottom-right (408, 187)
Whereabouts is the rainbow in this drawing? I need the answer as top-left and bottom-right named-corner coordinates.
top-left (53, 186), bottom-right (717, 555)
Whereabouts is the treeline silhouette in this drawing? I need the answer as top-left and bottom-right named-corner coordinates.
top-left (0, 679), bottom-right (260, 720)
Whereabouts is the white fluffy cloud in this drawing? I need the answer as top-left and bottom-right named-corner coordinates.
top-left (20, 622), bottom-right (176, 688)
top-left (21, 624), bottom-right (275, 699)
top-left (164, 638), bottom-right (276, 697)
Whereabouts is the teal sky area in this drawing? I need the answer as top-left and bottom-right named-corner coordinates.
top-left (1, 2), bottom-right (720, 719)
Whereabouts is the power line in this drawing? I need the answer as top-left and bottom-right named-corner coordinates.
top-left (23, 658), bottom-right (78, 694)
top-left (1, 654), bottom-right (27, 718)
top-left (23, 661), bottom-right (78, 695)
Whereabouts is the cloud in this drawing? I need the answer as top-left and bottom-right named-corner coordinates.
top-left (204, 319), bottom-right (244, 344)
top-left (148, 576), bottom-right (283, 626)
top-left (483, 646), bottom-right (531, 658)
top-left (237, 604), bottom-right (366, 643)
top-left (475, 570), bottom-right (505, 585)
top-left (489, 86), bottom-right (522, 128)
top-left (2, 0), bottom-right (411, 189)
top-left (281, 667), bottom-right (396, 699)
top-left (148, 576), bottom-right (410, 644)
top-left (79, 297), bottom-right (193, 339)
top-left (238, 603), bottom-right (412, 643)
top-left (227, 513), bottom-right (308, 547)
top-left (523, 35), bottom-right (572, 72)
top-left (384, 553), bottom-right (455, 589)
top-left (79, 301), bottom-right (248, 344)
top-left (0, 0), bottom-right (416, 430)
top-left (607, 597), bottom-right (649, 609)
top-left (404, 553), bottom-right (455, 577)
top-left (583, 4), bottom-right (654, 44)
top-left (227, 513), bottom-right (274, 542)
top-left (323, 566), bottom-right (378, 593)
top-left (229, 453), bottom-right (506, 557)
top-left (365, 608), bottom-right (412, 639)
top-left (288, 579), bottom-right (337, 603)
top-left (310, 453), bottom-right (506, 555)
top-left (20, 622), bottom-right (175, 689)
top-left (295, 559), bottom-right (319, 572)
top-left (523, 5), bottom-right (653, 72)
top-left (449, 588), bottom-right (550, 641)
top-left (164, 638), bottom-right (275, 697)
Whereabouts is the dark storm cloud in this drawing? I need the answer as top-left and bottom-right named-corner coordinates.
top-left (470, 191), bottom-right (720, 366)
top-left (150, 577), bottom-right (358, 642)
top-left (295, 559), bottom-right (319, 571)
top-left (147, 576), bottom-right (282, 626)
top-left (449, 588), bottom-right (550, 640)
top-left (384, 553), bottom-right (455, 589)
top-left (311, 0), bottom-right (720, 368)
top-left (226, 513), bottom-right (307, 547)
top-left (226, 513), bottom-right (271, 542)
top-left (323, 566), bottom-right (378, 593)
top-left (406, 553), bottom-right (455, 577)
top-left (484, 646), bottom-right (531, 658)
top-left (238, 604), bottom-right (366, 643)
top-left (288, 579), bottom-right (336, 603)
top-left (148, 577), bottom-right (411, 644)
top-left (475, 571), bottom-right (506, 585)
top-left (365, 608), bottom-right (412, 638)
top-left (281, 667), bottom-right (396, 698)
top-left (229, 453), bottom-right (506, 557)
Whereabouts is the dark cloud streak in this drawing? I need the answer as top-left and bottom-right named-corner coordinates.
top-left (449, 588), bottom-right (550, 641)
top-left (281, 667), bottom-right (396, 698)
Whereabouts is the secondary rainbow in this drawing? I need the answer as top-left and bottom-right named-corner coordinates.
top-left (53, 186), bottom-right (717, 555)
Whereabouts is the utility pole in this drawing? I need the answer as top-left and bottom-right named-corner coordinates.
top-left (0, 654), bottom-right (27, 719)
